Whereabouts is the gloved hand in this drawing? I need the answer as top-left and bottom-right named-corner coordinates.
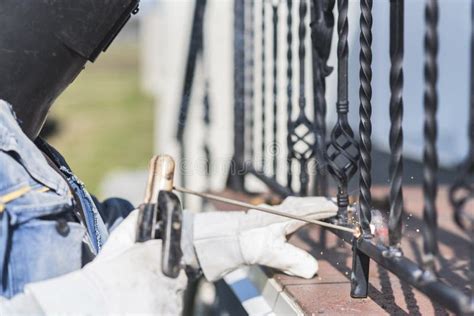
top-left (24, 209), bottom-right (187, 315)
top-left (185, 196), bottom-right (338, 281)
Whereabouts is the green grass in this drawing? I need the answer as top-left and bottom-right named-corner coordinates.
top-left (49, 43), bottom-right (154, 196)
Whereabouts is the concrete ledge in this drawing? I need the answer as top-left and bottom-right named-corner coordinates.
top-left (224, 266), bottom-right (304, 316)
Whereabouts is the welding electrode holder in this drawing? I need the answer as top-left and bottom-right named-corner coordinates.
top-left (136, 155), bottom-right (183, 279)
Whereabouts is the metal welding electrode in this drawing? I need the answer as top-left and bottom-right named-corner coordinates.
top-left (156, 154), bottom-right (360, 238)
top-left (137, 155), bottom-right (175, 242)
top-left (173, 185), bottom-right (360, 237)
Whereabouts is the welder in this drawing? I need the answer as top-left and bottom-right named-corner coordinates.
top-left (0, 1), bottom-right (338, 314)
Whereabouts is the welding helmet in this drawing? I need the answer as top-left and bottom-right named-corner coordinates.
top-left (0, 0), bottom-right (140, 139)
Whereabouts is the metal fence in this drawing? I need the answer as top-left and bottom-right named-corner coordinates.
top-left (176, 0), bottom-right (474, 314)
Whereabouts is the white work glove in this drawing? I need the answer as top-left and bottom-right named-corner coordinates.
top-left (187, 196), bottom-right (338, 281)
top-left (24, 209), bottom-right (187, 315)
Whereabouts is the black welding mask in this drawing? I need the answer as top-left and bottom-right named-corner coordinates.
top-left (0, 0), bottom-right (140, 139)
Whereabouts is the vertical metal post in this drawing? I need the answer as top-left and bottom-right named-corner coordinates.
top-left (178, 2), bottom-right (207, 312)
top-left (326, 0), bottom-right (358, 222)
top-left (468, 0), bottom-right (474, 214)
top-left (176, 0), bottom-right (207, 143)
top-left (202, 80), bottom-right (211, 208)
top-left (422, 0), bottom-right (439, 272)
top-left (228, 0), bottom-right (246, 192)
top-left (350, 239), bottom-right (370, 298)
top-left (287, 0), bottom-right (314, 196)
top-left (201, 19), bottom-right (212, 208)
top-left (286, 0), bottom-right (294, 190)
top-left (310, 0), bottom-right (335, 197)
top-left (358, 0), bottom-right (373, 238)
top-left (272, 1), bottom-right (279, 179)
top-left (176, 0), bottom-right (207, 206)
top-left (351, 0), bottom-right (373, 299)
top-left (261, 0), bottom-right (267, 171)
top-left (245, 0), bottom-right (256, 162)
top-left (336, 0), bottom-right (349, 125)
top-left (297, 0), bottom-right (309, 196)
top-left (468, 15), bottom-right (474, 289)
top-left (388, 0), bottom-right (404, 255)
top-left (309, 0), bottom-right (335, 274)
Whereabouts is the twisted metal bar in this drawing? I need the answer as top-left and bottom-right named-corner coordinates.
top-left (350, 0), bottom-right (373, 298)
top-left (272, 1), bottom-right (279, 179)
top-left (201, 17), bottom-right (212, 209)
top-left (261, 0), bottom-right (267, 170)
top-left (286, 0), bottom-right (294, 190)
top-left (298, 0), bottom-right (309, 195)
top-left (286, 0), bottom-right (315, 196)
top-left (388, 0), bottom-right (404, 252)
top-left (202, 80), bottom-right (211, 209)
top-left (336, 0), bottom-right (348, 105)
top-left (176, 0), bottom-right (207, 144)
top-left (422, 0), bottom-right (439, 270)
top-left (310, 0), bottom-right (334, 197)
top-left (358, 0), bottom-right (373, 237)
top-left (297, 0), bottom-right (306, 130)
top-left (203, 82), bottom-right (211, 164)
top-left (245, 0), bottom-right (256, 162)
top-left (327, 0), bottom-right (359, 221)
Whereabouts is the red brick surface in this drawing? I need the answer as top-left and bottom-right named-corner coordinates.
top-left (217, 186), bottom-right (471, 315)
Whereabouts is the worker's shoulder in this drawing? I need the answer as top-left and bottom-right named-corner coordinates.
top-left (0, 100), bottom-right (69, 199)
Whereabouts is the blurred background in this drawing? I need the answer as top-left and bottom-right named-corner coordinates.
top-left (43, 1), bottom-right (157, 202)
top-left (41, 0), bottom-right (474, 206)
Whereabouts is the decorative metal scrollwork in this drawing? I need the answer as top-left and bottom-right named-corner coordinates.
top-left (287, 0), bottom-right (315, 196)
top-left (326, 0), bottom-right (359, 220)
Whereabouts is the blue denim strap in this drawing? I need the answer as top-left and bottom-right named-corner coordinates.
top-left (59, 167), bottom-right (108, 254)
top-left (0, 211), bottom-right (9, 292)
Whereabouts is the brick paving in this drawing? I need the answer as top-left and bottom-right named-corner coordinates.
top-left (270, 186), bottom-right (470, 315)
top-left (216, 186), bottom-right (471, 315)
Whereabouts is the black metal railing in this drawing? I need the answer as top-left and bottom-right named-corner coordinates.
top-left (176, 0), bottom-right (474, 314)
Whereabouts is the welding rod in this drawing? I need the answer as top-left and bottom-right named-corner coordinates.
top-left (154, 155), bottom-right (360, 237)
top-left (174, 185), bottom-right (360, 237)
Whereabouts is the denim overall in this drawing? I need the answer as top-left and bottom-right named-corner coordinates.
top-left (0, 100), bottom-right (130, 298)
